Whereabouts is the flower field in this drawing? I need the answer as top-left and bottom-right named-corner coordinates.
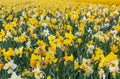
top-left (0, 0), bottom-right (120, 79)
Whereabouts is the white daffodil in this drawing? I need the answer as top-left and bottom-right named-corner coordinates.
top-left (32, 67), bottom-right (45, 79)
top-left (42, 29), bottom-right (49, 37)
top-left (82, 16), bottom-right (87, 20)
top-left (98, 69), bottom-right (106, 79)
top-left (109, 60), bottom-right (119, 72)
top-left (75, 31), bottom-right (81, 36)
top-left (98, 31), bottom-right (104, 38)
top-left (5, 31), bottom-right (12, 38)
top-left (42, 22), bottom-right (47, 28)
top-left (26, 41), bottom-right (31, 47)
top-left (8, 72), bottom-right (22, 79)
top-left (32, 14), bottom-right (37, 18)
top-left (110, 30), bottom-right (118, 35)
top-left (22, 11), bottom-right (25, 16)
top-left (83, 58), bottom-right (91, 65)
top-left (88, 28), bottom-right (92, 34)
top-left (87, 45), bottom-right (94, 54)
top-left (86, 11), bottom-right (91, 17)
top-left (87, 66), bottom-right (93, 75)
top-left (3, 60), bottom-right (17, 74)
top-left (75, 24), bottom-right (79, 27)
top-left (110, 30), bottom-right (119, 42)
top-left (14, 36), bottom-right (19, 42)
top-left (46, 16), bottom-right (50, 21)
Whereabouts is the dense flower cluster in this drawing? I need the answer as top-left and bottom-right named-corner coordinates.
top-left (0, 0), bottom-right (120, 79)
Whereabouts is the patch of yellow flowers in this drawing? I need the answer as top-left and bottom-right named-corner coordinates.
top-left (0, 0), bottom-right (120, 79)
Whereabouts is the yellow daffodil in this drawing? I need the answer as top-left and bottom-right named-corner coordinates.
top-left (74, 60), bottom-right (79, 70)
top-left (115, 26), bottom-right (120, 31)
top-left (30, 54), bottom-right (41, 68)
top-left (19, 34), bottom-right (26, 42)
top-left (3, 48), bottom-right (14, 62)
top-left (45, 53), bottom-right (57, 64)
top-left (37, 40), bottom-right (47, 49)
top-left (64, 54), bottom-right (74, 65)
